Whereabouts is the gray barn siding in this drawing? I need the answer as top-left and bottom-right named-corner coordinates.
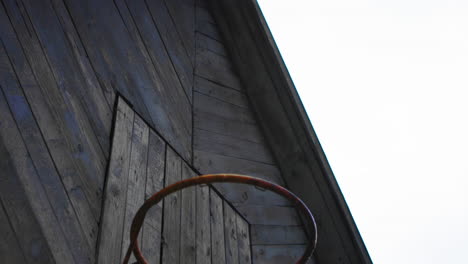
top-left (0, 0), bottom-right (193, 262)
top-left (97, 98), bottom-right (252, 263)
top-left (193, 1), bottom-right (310, 263)
top-left (0, 0), bottom-right (311, 263)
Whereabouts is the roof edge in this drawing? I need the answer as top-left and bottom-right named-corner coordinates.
top-left (208, 0), bottom-right (373, 263)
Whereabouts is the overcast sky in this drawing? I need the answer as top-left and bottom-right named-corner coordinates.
top-left (257, 1), bottom-right (468, 263)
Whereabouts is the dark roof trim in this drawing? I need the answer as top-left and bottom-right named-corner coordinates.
top-left (208, 1), bottom-right (373, 263)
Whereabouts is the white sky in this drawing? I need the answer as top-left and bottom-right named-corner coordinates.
top-left (257, 1), bottom-right (468, 263)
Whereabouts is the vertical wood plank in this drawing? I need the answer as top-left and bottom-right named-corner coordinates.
top-left (180, 163), bottom-right (197, 264)
top-left (162, 147), bottom-right (182, 264)
top-left (224, 202), bottom-right (239, 264)
top-left (141, 131), bottom-right (166, 263)
top-left (97, 98), bottom-right (134, 264)
top-left (237, 215), bottom-right (252, 264)
top-left (120, 115), bottom-right (150, 263)
top-left (196, 185), bottom-right (211, 264)
top-left (210, 191), bottom-right (226, 263)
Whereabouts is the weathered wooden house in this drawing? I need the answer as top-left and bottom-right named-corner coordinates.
top-left (0, 0), bottom-right (372, 263)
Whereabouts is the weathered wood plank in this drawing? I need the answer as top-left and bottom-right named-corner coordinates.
top-left (194, 150), bottom-right (284, 184)
top-left (196, 48), bottom-right (242, 90)
top-left (0, 89), bottom-right (71, 263)
top-left (2, 0), bottom-right (106, 218)
top-left (24, 0), bottom-right (112, 154)
top-left (141, 131), bottom-right (166, 263)
top-left (0, 41), bottom-right (93, 262)
top-left (50, 0), bottom-right (115, 109)
top-left (146, 0), bottom-right (193, 98)
top-left (0, 199), bottom-right (28, 263)
top-left (252, 245), bottom-right (316, 264)
top-left (62, 0), bottom-right (192, 160)
top-left (194, 108), bottom-right (265, 145)
top-left (122, 0), bottom-right (193, 159)
top-left (121, 114), bottom-right (149, 263)
top-left (194, 91), bottom-right (256, 125)
top-left (97, 98), bottom-right (134, 264)
top-left (197, 20), bottom-right (223, 42)
top-left (212, 182), bottom-right (290, 207)
top-left (164, 0), bottom-right (196, 64)
top-left (251, 225), bottom-right (308, 245)
top-left (180, 163), bottom-right (197, 264)
top-left (162, 147), bottom-right (182, 264)
top-left (224, 202), bottom-right (239, 264)
top-left (233, 205), bottom-right (302, 226)
top-left (124, 0), bottom-right (193, 110)
top-left (195, 128), bottom-right (275, 164)
top-left (210, 191), bottom-right (226, 263)
top-left (194, 76), bottom-right (246, 107)
top-left (196, 32), bottom-right (227, 57)
top-left (237, 215), bottom-right (252, 264)
top-left (196, 185), bottom-right (211, 264)
top-left (61, 0), bottom-right (154, 124)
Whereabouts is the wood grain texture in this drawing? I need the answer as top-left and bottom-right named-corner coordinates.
top-left (2, 0), bottom-right (106, 219)
top-left (195, 128), bottom-right (275, 164)
top-left (196, 185), bottom-right (212, 264)
top-left (237, 215), bottom-right (252, 264)
top-left (195, 76), bottom-right (247, 107)
top-left (162, 147), bottom-right (182, 264)
top-left (97, 98), bottom-right (134, 264)
top-left (120, 0), bottom-right (193, 156)
top-left (0, 40), bottom-right (93, 263)
top-left (146, 0), bottom-right (194, 98)
top-left (20, 0), bottom-right (112, 155)
top-left (195, 48), bottom-right (242, 90)
top-left (120, 114), bottom-right (149, 263)
top-left (180, 163), bottom-right (197, 264)
top-left (224, 202), bottom-right (239, 264)
top-left (141, 131), bottom-right (166, 263)
top-left (210, 191), bottom-right (227, 264)
top-left (252, 245), bottom-right (316, 264)
top-left (251, 225), bottom-right (308, 245)
top-left (0, 201), bottom-right (27, 263)
top-left (164, 0), bottom-right (196, 65)
top-left (234, 205), bottom-right (302, 226)
top-left (196, 32), bottom-right (227, 57)
top-left (0, 89), bottom-right (71, 263)
top-left (62, 0), bottom-right (193, 160)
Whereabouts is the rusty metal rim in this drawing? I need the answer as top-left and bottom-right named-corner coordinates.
top-left (122, 174), bottom-right (317, 264)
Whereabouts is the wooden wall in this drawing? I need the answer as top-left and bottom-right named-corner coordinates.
top-left (97, 98), bottom-right (251, 264)
top-left (192, 1), bottom-right (312, 263)
top-left (0, 0), bottom-right (313, 263)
